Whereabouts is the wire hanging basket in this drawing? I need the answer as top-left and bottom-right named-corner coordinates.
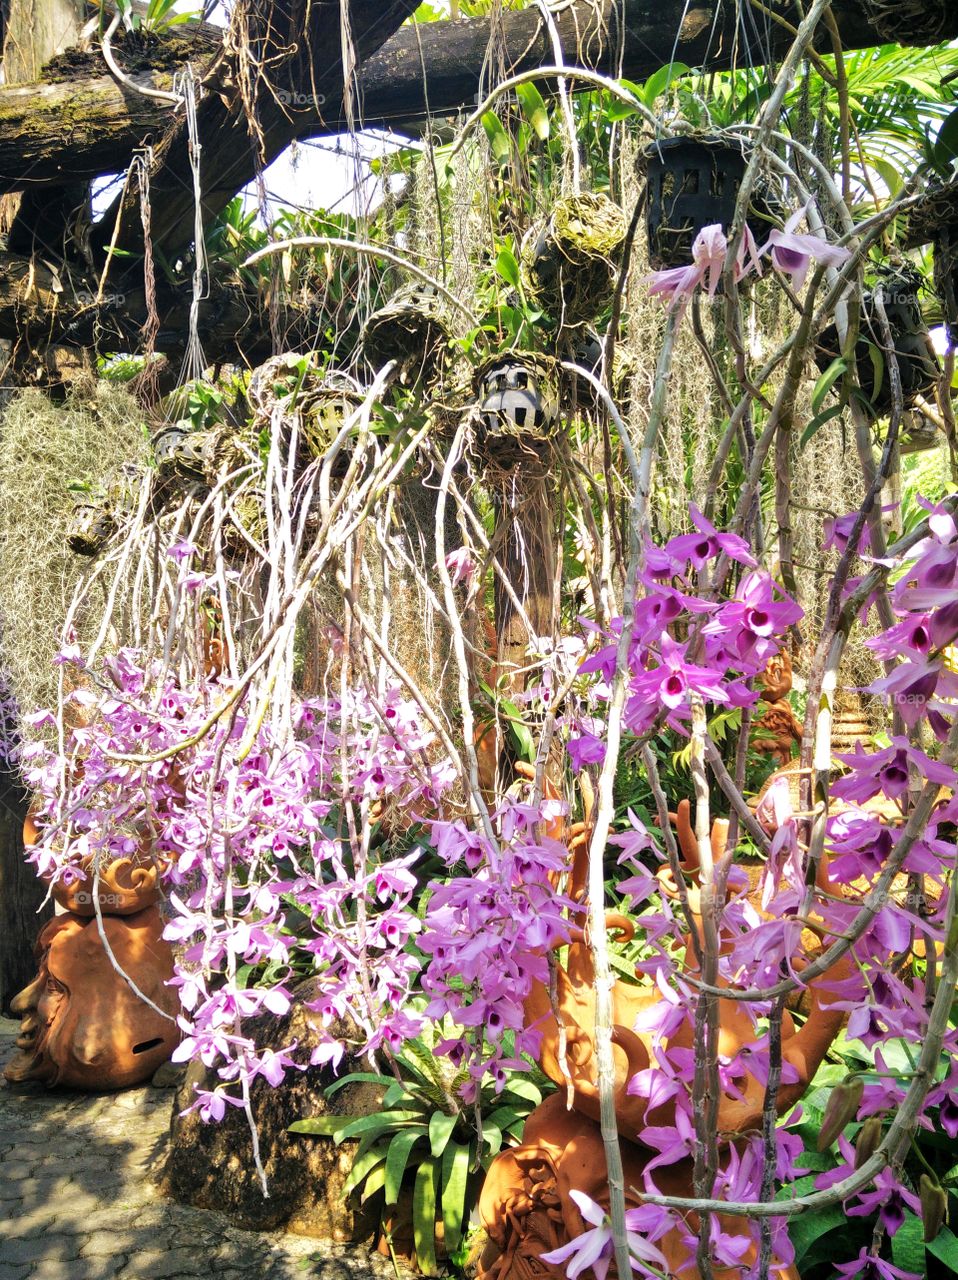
top-left (860, 0), bottom-right (951, 45)
top-left (474, 352), bottom-right (560, 468)
top-left (904, 176), bottom-right (958, 349)
top-left (361, 282), bottom-right (452, 384)
top-left (66, 498), bottom-right (116, 557)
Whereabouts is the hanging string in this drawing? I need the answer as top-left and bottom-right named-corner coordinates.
top-left (174, 65), bottom-right (208, 388)
top-left (134, 147), bottom-right (161, 406)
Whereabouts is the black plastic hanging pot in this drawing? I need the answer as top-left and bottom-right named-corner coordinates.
top-left (814, 273), bottom-right (940, 418)
top-left (643, 136), bottom-right (777, 269)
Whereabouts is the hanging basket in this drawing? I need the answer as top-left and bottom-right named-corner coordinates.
top-left (300, 375), bottom-right (367, 462)
top-left (521, 193), bottom-right (627, 327)
top-left (643, 135), bottom-right (777, 269)
top-left (904, 177), bottom-right (958, 348)
top-left (474, 352), bottom-right (560, 467)
top-left (67, 499), bottom-right (116, 557)
top-left (361, 282), bottom-right (452, 383)
top-left (861, 0), bottom-right (950, 45)
top-left (152, 422), bottom-right (213, 484)
top-left (814, 272), bottom-right (940, 418)
top-left (565, 330), bottom-right (635, 413)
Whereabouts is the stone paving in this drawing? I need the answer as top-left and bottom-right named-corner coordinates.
top-left (0, 1019), bottom-right (397, 1280)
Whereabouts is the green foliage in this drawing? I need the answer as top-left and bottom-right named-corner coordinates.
top-left (290, 1027), bottom-right (549, 1274)
top-left (112, 0), bottom-right (200, 36)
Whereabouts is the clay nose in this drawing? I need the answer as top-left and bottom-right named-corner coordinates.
top-left (10, 975), bottom-right (43, 1016)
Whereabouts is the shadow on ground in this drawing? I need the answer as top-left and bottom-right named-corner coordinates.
top-left (0, 1019), bottom-right (402, 1280)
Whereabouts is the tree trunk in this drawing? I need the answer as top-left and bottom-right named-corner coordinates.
top-left (0, 0), bottom-right (83, 1004)
top-left (493, 473), bottom-right (558, 688)
top-left (0, 769), bottom-right (46, 1012)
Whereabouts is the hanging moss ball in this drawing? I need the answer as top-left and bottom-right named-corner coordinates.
top-left (521, 194), bottom-right (627, 327)
top-left (361, 282), bottom-right (452, 383)
top-left (551, 193), bottom-right (627, 264)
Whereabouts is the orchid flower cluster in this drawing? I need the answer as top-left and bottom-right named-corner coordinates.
top-left (647, 208), bottom-right (851, 314)
top-left (21, 651), bottom-right (460, 1111)
top-left (556, 498), bottom-right (958, 1278)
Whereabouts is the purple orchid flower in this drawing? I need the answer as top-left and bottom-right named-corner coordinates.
top-left (765, 206), bottom-right (852, 291)
top-left (846, 1168), bottom-right (922, 1237)
top-left (540, 1190), bottom-right (669, 1280)
top-left (646, 223), bottom-right (761, 312)
top-left (833, 1249), bottom-right (921, 1280)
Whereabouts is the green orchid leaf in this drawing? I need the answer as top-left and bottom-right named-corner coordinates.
top-left (384, 1128), bottom-right (428, 1204)
top-left (413, 1157), bottom-right (440, 1276)
top-left (429, 1111), bottom-right (458, 1158)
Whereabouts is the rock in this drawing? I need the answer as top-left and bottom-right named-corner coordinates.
top-left (151, 1061), bottom-right (187, 1089)
top-left (162, 979), bottom-right (384, 1238)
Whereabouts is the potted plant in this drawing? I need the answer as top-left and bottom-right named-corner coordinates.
top-left (520, 192), bottom-right (626, 327)
top-left (814, 269), bottom-right (940, 418)
top-left (643, 134), bottom-right (778, 268)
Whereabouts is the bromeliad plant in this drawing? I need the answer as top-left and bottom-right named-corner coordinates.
top-left (290, 1025), bottom-right (549, 1274)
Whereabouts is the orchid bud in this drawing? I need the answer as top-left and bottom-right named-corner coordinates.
top-left (920, 1174), bottom-right (948, 1243)
top-left (853, 1116), bottom-right (882, 1169)
top-left (817, 1076), bottom-right (863, 1151)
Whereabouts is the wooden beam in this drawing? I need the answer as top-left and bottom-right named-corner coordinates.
top-left (0, 0), bottom-right (952, 198)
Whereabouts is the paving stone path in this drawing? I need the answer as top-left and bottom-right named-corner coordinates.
top-left (0, 1019), bottom-right (395, 1280)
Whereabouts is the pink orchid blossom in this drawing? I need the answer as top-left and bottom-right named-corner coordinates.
top-left (646, 223), bottom-right (761, 311)
top-left (765, 206), bottom-right (852, 291)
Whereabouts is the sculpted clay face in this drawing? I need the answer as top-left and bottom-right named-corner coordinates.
top-left (5, 892), bottom-right (179, 1090)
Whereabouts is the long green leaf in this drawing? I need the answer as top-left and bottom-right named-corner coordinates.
top-left (495, 248), bottom-right (521, 290)
top-left (800, 404), bottom-right (843, 448)
top-left (324, 1072), bottom-right (391, 1097)
top-left (385, 1127), bottom-right (428, 1204)
top-left (641, 62), bottom-right (690, 108)
top-left (289, 1116), bottom-right (356, 1137)
top-left (891, 1211), bottom-right (926, 1275)
top-left (927, 1225), bottom-right (958, 1267)
top-left (811, 357), bottom-right (848, 413)
top-left (481, 112), bottom-right (511, 168)
top-left (343, 1146), bottom-right (388, 1197)
top-left (501, 1077), bottom-right (542, 1105)
top-left (335, 1109), bottom-right (425, 1141)
top-left (361, 1162), bottom-right (388, 1203)
top-left (413, 1157), bottom-right (440, 1276)
top-left (934, 104), bottom-right (958, 165)
top-left (516, 83), bottom-right (550, 140)
top-left (440, 1141), bottom-right (471, 1256)
top-left (429, 1111), bottom-right (458, 1158)
top-left (786, 1206), bottom-right (846, 1267)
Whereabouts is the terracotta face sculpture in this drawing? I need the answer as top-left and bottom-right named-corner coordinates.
top-left (479, 1093), bottom-right (801, 1280)
top-left (754, 652), bottom-right (803, 766)
top-left (5, 904), bottom-right (178, 1089)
